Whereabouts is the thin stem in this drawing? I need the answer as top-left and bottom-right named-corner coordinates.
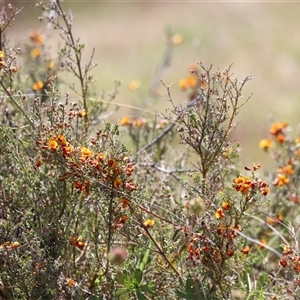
top-left (55, 0), bottom-right (89, 132)
top-left (129, 203), bottom-right (181, 278)
top-left (0, 80), bottom-right (35, 129)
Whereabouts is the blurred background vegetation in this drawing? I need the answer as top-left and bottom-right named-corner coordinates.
top-left (6, 0), bottom-right (300, 168)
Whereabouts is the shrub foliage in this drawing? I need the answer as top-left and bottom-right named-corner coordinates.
top-left (0, 1), bottom-right (299, 300)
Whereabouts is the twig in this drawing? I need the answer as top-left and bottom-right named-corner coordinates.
top-left (132, 94), bottom-right (202, 161)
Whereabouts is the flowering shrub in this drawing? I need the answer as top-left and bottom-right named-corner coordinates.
top-left (0, 1), bottom-right (299, 299)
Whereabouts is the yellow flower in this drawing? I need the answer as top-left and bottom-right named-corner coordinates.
top-left (47, 61), bottom-right (54, 69)
top-left (32, 80), bottom-right (44, 91)
top-left (171, 34), bottom-right (184, 45)
top-left (80, 146), bottom-right (93, 160)
top-left (128, 80), bottom-right (141, 91)
top-left (120, 116), bottom-right (132, 126)
top-left (31, 48), bottom-right (42, 58)
top-left (259, 139), bottom-right (272, 150)
top-left (78, 110), bottom-right (86, 118)
top-left (143, 219), bottom-right (155, 228)
top-left (0, 51), bottom-right (4, 59)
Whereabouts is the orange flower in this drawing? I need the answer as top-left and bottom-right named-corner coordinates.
top-left (276, 134), bottom-right (285, 143)
top-left (57, 135), bottom-right (68, 147)
top-left (235, 224), bottom-right (242, 232)
top-left (117, 215), bottom-right (129, 224)
top-left (273, 173), bottom-right (289, 186)
top-left (74, 180), bottom-right (89, 194)
top-left (61, 145), bottom-right (73, 156)
top-left (113, 215), bottom-right (129, 230)
top-left (48, 138), bottom-right (58, 151)
top-left (32, 80), bottom-right (44, 91)
top-left (96, 152), bottom-right (106, 162)
top-left (179, 74), bottom-right (197, 90)
top-left (78, 110), bottom-right (86, 118)
top-left (179, 77), bottom-right (189, 90)
top-left (279, 257), bottom-right (288, 268)
top-left (215, 208), bottom-right (224, 219)
top-left (269, 122), bottom-right (287, 136)
top-left (76, 240), bottom-right (85, 249)
top-left (241, 245), bottom-right (250, 255)
top-left (0, 241), bottom-right (20, 251)
top-left (186, 74), bottom-right (197, 88)
top-left (69, 235), bottom-right (85, 249)
top-left (132, 118), bottom-right (145, 127)
top-left (259, 239), bottom-right (267, 249)
top-left (119, 197), bottom-right (130, 208)
top-left (29, 31), bottom-right (44, 46)
top-left (266, 214), bottom-right (283, 225)
top-left (66, 278), bottom-right (77, 287)
top-left (279, 164), bottom-right (294, 175)
top-left (233, 176), bottom-right (251, 195)
top-left (222, 201), bottom-right (230, 210)
top-left (294, 263), bottom-right (300, 272)
top-left (261, 187), bottom-right (269, 196)
top-left (10, 66), bottom-right (18, 73)
top-left (113, 178), bottom-right (122, 189)
top-left (11, 241), bottom-right (20, 249)
top-left (35, 160), bottom-right (42, 167)
top-left (143, 219), bottom-right (155, 228)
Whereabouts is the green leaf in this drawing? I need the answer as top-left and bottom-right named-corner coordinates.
top-left (133, 268), bottom-right (143, 285)
top-left (136, 290), bottom-right (149, 300)
top-left (174, 290), bottom-right (189, 299)
top-left (139, 282), bottom-right (156, 294)
top-left (139, 248), bottom-right (150, 271)
top-left (175, 277), bottom-right (207, 300)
